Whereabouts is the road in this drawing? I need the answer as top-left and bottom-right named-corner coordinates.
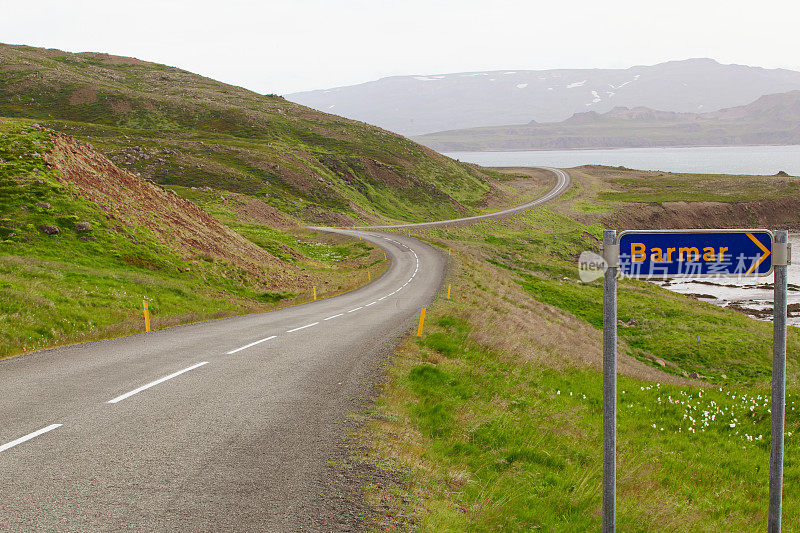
top-left (0, 168), bottom-right (570, 531)
top-left (350, 167), bottom-right (570, 229)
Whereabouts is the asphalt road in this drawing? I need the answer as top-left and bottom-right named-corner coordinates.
top-left (0, 168), bottom-right (570, 531)
top-left (350, 167), bottom-right (571, 229)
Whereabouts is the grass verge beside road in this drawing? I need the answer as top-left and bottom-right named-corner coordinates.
top-left (362, 166), bottom-right (800, 531)
top-left (0, 123), bottom-right (386, 359)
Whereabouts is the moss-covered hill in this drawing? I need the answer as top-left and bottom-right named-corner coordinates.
top-left (0, 122), bottom-right (388, 358)
top-left (0, 43), bottom-right (512, 224)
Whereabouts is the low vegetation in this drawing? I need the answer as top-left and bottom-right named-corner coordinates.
top-left (0, 121), bottom-right (385, 359)
top-left (363, 166), bottom-right (800, 531)
top-left (4, 42), bottom-right (800, 529)
top-left (0, 44), bottom-right (524, 225)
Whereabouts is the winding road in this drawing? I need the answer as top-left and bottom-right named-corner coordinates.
top-left (351, 167), bottom-right (570, 229)
top-left (0, 168), bottom-right (570, 531)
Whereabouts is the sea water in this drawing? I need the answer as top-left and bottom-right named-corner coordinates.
top-left (445, 145), bottom-right (800, 176)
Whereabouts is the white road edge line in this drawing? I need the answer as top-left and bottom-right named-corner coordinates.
top-left (347, 307), bottom-right (363, 313)
top-left (324, 313), bottom-right (344, 321)
top-left (107, 362), bottom-right (209, 404)
top-left (287, 322), bottom-right (319, 333)
top-left (365, 301), bottom-right (376, 306)
top-left (0, 424), bottom-right (62, 453)
top-left (226, 335), bottom-right (277, 354)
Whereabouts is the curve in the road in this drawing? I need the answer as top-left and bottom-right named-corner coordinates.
top-left (346, 166), bottom-right (571, 229)
top-left (0, 167), bottom-right (570, 531)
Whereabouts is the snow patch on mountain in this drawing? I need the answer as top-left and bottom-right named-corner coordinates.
top-left (611, 74), bottom-right (642, 89)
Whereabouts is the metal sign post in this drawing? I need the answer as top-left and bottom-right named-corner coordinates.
top-left (601, 230), bottom-right (618, 533)
top-left (598, 228), bottom-right (790, 532)
top-left (769, 230), bottom-right (789, 533)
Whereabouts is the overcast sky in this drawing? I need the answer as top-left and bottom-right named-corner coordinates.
top-left (3, 0), bottom-right (798, 95)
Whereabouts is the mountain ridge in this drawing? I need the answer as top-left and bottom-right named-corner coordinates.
top-left (414, 90), bottom-right (800, 151)
top-left (286, 59), bottom-right (800, 135)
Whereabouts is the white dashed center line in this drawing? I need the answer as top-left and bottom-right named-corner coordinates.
top-left (0, 424), bottom-right (62, 453)
top-left (107, 362), bottom-right (209, 404)
top-left (226, 335), bottom-right (277, 354)
top-left (225, 235), bottom-right (420, 351)
top-left (287, 322), bottom-right (319, 333)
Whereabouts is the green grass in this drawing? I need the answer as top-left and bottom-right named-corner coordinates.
top-left (0, 44), bottom-right (518, 225)
top-left (599, 174), bottom-right (800, 204)
top-left (426, 206), bottom-right (799, 384)
top-left (366, 169), bottom-right (800, 531)
top-left (384, 313), bottom-right (799, 531)
top-left (515, 266), bottom-right (793, 383)
top-left (0, 122), bottom-right (386, 358)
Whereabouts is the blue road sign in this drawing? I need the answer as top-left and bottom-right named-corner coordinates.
top-left (617, 229), bottom-right (774, 278)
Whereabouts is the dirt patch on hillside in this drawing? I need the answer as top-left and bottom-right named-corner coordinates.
top-left (235, 196), bottom-right (297, 229)
top-left (45, 133), bottom-right (303, 289)
top-left (606, 198), bottom-right (800, 231)
top-left (362, 158), bottom-right (411, 189)
top-left (109, 99), bottom-right (132, 115)
top-left (68, 86), bottom-right (98, 105)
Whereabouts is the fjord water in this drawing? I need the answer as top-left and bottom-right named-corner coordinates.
top-left (656, 234), bottom-right (800, 326)
top-left (445, 145), bottom-right (800, 176)
top-left (444, 146), bottom-right (800, 325)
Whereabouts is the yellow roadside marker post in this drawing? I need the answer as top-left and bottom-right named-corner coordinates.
top-left (313, 286), bottom-right (317, 301)
top-left (447, 285), bottom-right (451, 300)
top-left (448, 248), bottom-right (451, 256)
top-left (416, 308), bottom-right (426, 338)
top-left (384, 252), bottom-right (387, 261)
top-left (368, 271), bottom-right (371, 282)
top-left (142, 300), bottom-right (151, 332)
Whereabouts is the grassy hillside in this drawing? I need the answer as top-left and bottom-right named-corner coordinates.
top-left (359, 166), bottom-right (800, 531)
top-left (0, 121), bottom-right (386, 359)
top-left (0, 43), bottom-right (518, 224)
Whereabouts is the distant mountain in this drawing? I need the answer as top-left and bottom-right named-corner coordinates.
top-left (286, 59), bottom-right (800, 136)
top-left (413, 91), bottom-right (800, 151)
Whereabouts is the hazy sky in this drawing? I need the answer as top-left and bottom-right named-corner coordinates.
top-left (3, 0), bottom-right (799, 94)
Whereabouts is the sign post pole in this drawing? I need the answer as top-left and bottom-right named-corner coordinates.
top-left (599, 227), bottom-right (787, 530)
top-left (768, 230), bottom-right (789, 533)
top-left (602, 229), bottom-right (618, 533)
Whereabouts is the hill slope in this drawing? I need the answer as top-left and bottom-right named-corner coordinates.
top-left (415, 91), bottom-right (800, 151)
top-left (0, 43), bottom-right (510, 224)
top-left (286, 58), bottom-right (800, 135)
top-left (0, 121), bottom-right (388, 358)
